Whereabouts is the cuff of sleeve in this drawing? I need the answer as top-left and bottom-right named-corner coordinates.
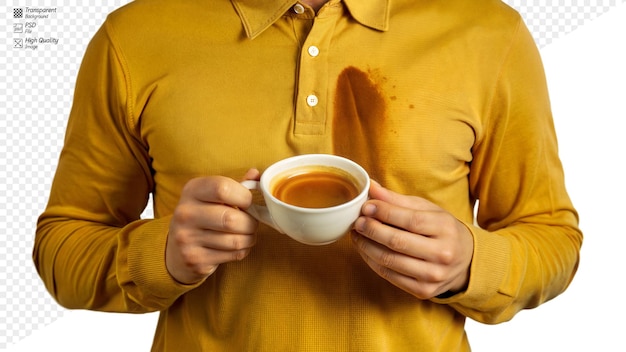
top-left (431, 224), bottom-right (511, 315)
top-left (124, 216), bottom-right (203, 308)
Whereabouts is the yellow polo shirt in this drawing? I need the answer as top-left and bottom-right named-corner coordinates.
top-left (35, 0), bottom-right (582, 350)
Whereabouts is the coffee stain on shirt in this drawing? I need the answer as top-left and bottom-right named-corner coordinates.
top-left (333, 66), bottom-right (389, 182)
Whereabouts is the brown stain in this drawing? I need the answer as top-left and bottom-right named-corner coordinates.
top-left (333, 66), bottom-right (388, 181)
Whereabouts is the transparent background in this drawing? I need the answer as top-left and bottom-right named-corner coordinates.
top-left (1, 0), bottom-right (624, 349)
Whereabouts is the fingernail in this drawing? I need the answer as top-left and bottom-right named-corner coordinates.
top-left (354, 217), bottom-right (366, 233)
top-left (362, 203), bottom-right (377, 216)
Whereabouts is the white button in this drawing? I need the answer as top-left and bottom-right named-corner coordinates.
top-left (308, 46), bottom-right (320, 57)
top-left (306, 95), bottom-right (319, 107)
top-left (293, 3), bottom-right (305, 14)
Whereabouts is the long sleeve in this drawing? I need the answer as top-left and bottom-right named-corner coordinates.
top-left (33, 22), bottom-right (198, 313)
top-left (433, 20), bottom-right (583, 323)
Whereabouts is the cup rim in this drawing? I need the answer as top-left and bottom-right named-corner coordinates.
top-left (259, 154), bottom-right (370, 212)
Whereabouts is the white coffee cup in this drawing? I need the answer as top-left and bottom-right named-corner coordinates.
top-left (242, 154), bottom-right (370, 245)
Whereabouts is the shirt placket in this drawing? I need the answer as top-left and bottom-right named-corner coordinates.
top-left (292, 4), bottom-right (340, 136)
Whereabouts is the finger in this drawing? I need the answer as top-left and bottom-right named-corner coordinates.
top-left (362, 200), bottom-right (453, 239)
top-left (351, 229), bottom-right (425, 277)
top-left (354, 215), bottom-right (436, 261)
top-left (166, 232), bottom-right (254, 285)
top-left (182, 176), bottom-right (253, 208)
top-left (351, 233), bottom-right (445, 299)
top-left (174, 202), bottom-right (258, 234)
top-left (174, 244), bottom-right (251, 278)
top-left (368, 181), bottom-right (440, 212)
top-left (243, 168), bottom-right (260, 181)
top-left (199, 232), bottom-right (257, 252)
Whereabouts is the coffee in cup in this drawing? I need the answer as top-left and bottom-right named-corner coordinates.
top-left (271, 165), bottom-right (360, 208)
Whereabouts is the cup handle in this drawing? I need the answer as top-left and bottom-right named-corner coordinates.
top-left (240, 180), bottom-right (284, 234)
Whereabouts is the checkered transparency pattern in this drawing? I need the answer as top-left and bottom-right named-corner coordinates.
top-left (504, 0), bottom-right (626, 47)
top-left (0, 1), bottom-right (132, 348)
top-left (0, 0), bottom-right (624, 349)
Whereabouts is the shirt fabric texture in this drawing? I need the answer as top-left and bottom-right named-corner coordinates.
top-left (34, 0), bottom-right (583, 351)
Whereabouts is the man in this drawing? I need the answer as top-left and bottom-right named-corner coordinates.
top-left (34, 0), bottom-right (582, 350)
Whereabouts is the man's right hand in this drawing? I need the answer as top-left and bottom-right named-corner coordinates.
top-left (165, 169), bottom-right (260, 284)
